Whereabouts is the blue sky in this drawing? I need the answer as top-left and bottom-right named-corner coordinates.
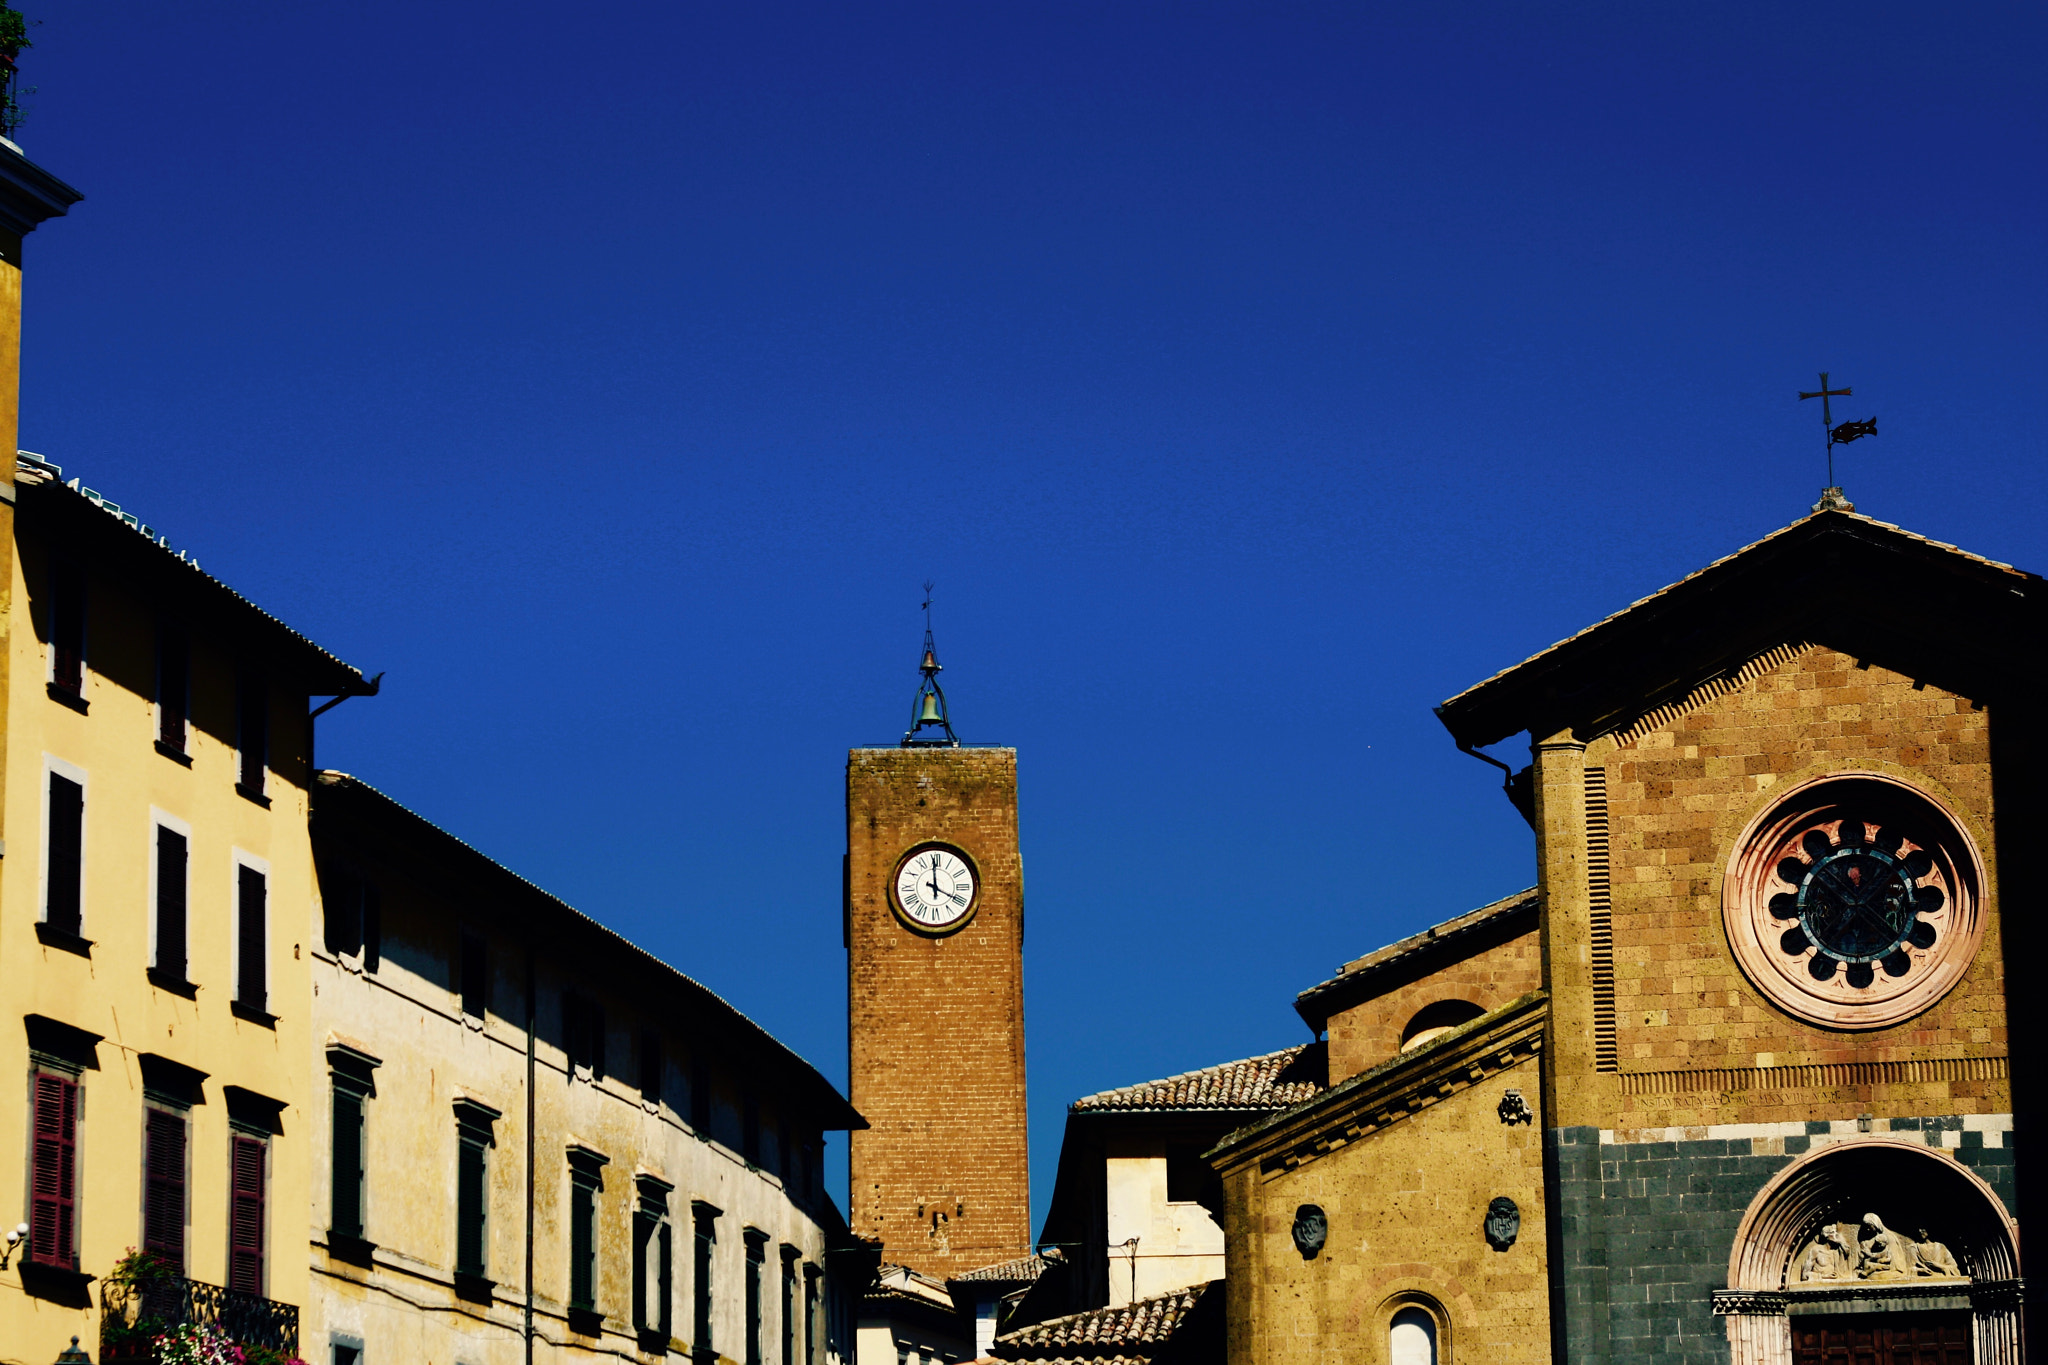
top-left (18, 2), bottom-right (2044, 1231)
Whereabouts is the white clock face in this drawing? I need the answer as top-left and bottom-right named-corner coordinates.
top-left (894, 846), bottom-right (977, 932)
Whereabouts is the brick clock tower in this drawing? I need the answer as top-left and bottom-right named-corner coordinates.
top-left (846, 623), bottom-right (1030, 1279)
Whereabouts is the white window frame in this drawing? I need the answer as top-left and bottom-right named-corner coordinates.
top-left (149, 808), bottom-right (194, 973)
top-left (41, 755), bottom-right (88, 931)
top-left (231, 849), bottom-right (273, 1008)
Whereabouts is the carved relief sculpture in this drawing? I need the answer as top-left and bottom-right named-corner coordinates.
top-left (1797, 1223), bottom-right (1852, 1284)
top-left (1913, 1228), bottom-right (1962, 1279)
top-left (1856, 1214), bottom-right (1917, 1280)
top-left (1792, 1215), bottom-right (1967, 1285)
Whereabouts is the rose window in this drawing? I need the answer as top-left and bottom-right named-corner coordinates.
top-left (1724, 774), bottom-right (1984, 1030)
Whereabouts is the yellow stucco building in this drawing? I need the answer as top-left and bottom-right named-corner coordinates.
top-left (0, 127), bottom-right (383, 1365)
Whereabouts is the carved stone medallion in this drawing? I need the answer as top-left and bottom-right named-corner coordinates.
top-left (1485, 1197), bottom-right (1520, 1251)
top-left (1291, 1204), bottom-right (1327, 1260)
top-left (1497, 1089), bottom-right (1533, 1126)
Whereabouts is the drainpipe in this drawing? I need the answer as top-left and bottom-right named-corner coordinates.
top-left (526, 944), bottom-right (538, 1365)
top-left (307, 672), bottom-right (383, 771)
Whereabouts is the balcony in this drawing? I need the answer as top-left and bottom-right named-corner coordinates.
top-left (100, 1268), bottom-right (300, 1364)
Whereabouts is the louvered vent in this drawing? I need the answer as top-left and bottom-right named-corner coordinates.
top-left (1586, 766), bottom-right (1618, 1073)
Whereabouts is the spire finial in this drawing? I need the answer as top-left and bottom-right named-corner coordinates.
top-left (903, 581), bottom-right (959, 748)
top-left (1798, 371), bottom-right (1877, 512)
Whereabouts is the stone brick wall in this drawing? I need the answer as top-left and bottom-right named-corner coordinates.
top-left (1221, 1058), bottom-right (1549, 1365)
top-left (847, 747), bottom-right (1031, 1278)
top-left (1324, 927), bottom-right (1542, 1083)
top-left (1550, 1115), bottom-right (2017, 1365)
top-left (1597, 645), bottom-right (2008, 1128)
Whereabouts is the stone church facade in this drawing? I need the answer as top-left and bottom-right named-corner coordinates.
top-left (1201, 507), bottom-right (2037, 1365)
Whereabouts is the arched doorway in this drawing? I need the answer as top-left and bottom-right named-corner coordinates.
top-left (1715, 1137), bottom-right (2021, 1365)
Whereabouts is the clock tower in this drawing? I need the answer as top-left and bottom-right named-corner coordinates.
top-left (846, 626), bottom-right (1031, 1279)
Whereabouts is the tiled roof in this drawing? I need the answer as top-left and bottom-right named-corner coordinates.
top-left (1294, 886), bottom-right (1538, 1029)
top-left (17, 454), bottom-right (373, 696)
top-left (953, 1253), bottom-right (1051, 1284)
top-left (1072, 1045), bottom-right (1323, 1114)
top-left (993, 1284), bottom-right (1211, 1360)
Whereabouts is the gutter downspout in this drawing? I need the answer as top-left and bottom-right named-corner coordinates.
top-left (536, 945), bottom-right (544, 1365)
top-left (1444, 722), bottom-right (1537, 830)
top-left (307, 671), bottom-right (383, 771)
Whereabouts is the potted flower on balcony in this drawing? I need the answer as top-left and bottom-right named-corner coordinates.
top-left (99, 1249), bottom-right (180, 1364)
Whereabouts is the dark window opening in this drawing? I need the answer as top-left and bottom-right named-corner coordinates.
top-left (568, 1149), bottom-right (608, 1313)
top-left (742, 1092), bottom-right (761, 1166)
top-left (237, 673), bottom-right (268, 796)
top-left (803, 1266), bottom-right (822, 1365)
top-left (320, 866), bottom-right (380, 971)
top-left (455, 1104), bottom-right (496, 1278)
top-left (143, 1105), bottom-right (188, 1269)
top-left (156, 627), bottom-right (188, 751)
top-left (44, 772), bottom-right (83, 936)
top-left (155, 826), bottom-right (188, 981)
top-left (690, 1059), bottom-right (711, 1133)
top-left (50, 560), bottom-right (85, 694)
top-left (1166, 1144), bottom-right (1222, 1206)
top-left (639, 1029), bottom-right (662, 1107)
top-left (692, 1202), bottom-right (719, 1361)
top-left (29, 1070), bottom-right (79, 1268)
top-left (331, 1082), bottom-right (365, 1239)
top-left (236, 865), bottom-right (268, 1012)
top-left (1399, 999), bottom-right (1488, 1051)
top-left (459, 932), bottom-right (488, 1021)
top-left (566, 996), bottom-right (606, 1079)
top-left (780, 1246), bottom-right (800, 1365)
top-left (744, 1230), bottom-right (768, 1365)
top-left (229, 1132), bottom-right (267, 1295)
top-left (634, 1179), bottom-right (673, 1339)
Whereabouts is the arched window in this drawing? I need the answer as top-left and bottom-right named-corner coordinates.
top-left (1399, 999), bottom-right (1486, 1051)
top-left (1389, 1306), bottom-right (1437, 1365)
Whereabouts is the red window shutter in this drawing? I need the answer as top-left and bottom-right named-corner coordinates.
top-left (144, 1107), bottom-right (188, 1266)
top-left (30, 1073), bottom-right (78, 1268)
top-left (229, 1134), bottom-right (266, 1294)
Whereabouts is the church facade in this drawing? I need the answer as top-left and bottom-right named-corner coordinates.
top-left (1204, 507), bottom-right (2036, 1365)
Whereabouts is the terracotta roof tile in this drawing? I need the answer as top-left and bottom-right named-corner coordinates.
top-left (993, 1284), bottom-right (1210, 1360)
top-left (1071, 1046), bottom-right (1323, 1114)
top-left (953, 1253), bottom-right (1051, 1284)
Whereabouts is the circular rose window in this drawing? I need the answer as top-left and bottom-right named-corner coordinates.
top-left (1724, 773), bottom-right (1986, 1030)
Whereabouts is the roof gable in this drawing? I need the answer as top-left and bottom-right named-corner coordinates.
top-left (1436, 509), bottom-right (2043, 751)
top-left (1294, 887), bottom-right (1537, 1032)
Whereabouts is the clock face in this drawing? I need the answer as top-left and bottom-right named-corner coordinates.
top-left (892, 844), bottom-right (978, 933)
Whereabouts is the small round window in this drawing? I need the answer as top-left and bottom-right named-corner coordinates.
top-left (1724, 773), bottom-right (1985, 1030)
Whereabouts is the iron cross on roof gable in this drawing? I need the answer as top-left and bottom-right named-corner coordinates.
top-left (1799, 371), bottom-right (1878, 509)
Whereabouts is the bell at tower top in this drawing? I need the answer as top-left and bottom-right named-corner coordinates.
top-left (903, 580), bottom-right (960, 748)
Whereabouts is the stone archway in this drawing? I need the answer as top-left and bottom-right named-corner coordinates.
top-left (1714, 1136), bottom-right (2022, 1365)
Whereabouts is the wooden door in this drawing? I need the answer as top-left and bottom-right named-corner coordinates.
top-left (1790, 1312), bottom-right (1970, 1364)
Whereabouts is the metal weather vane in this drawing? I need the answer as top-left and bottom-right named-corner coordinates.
top-left (1798, 372), bottom-right (1878, 511)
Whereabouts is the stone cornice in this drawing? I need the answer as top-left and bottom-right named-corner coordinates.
top-left (1207, 991), bottom-right (1546, 1179)
top-left (0, 139), bottom-right (81, 238)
